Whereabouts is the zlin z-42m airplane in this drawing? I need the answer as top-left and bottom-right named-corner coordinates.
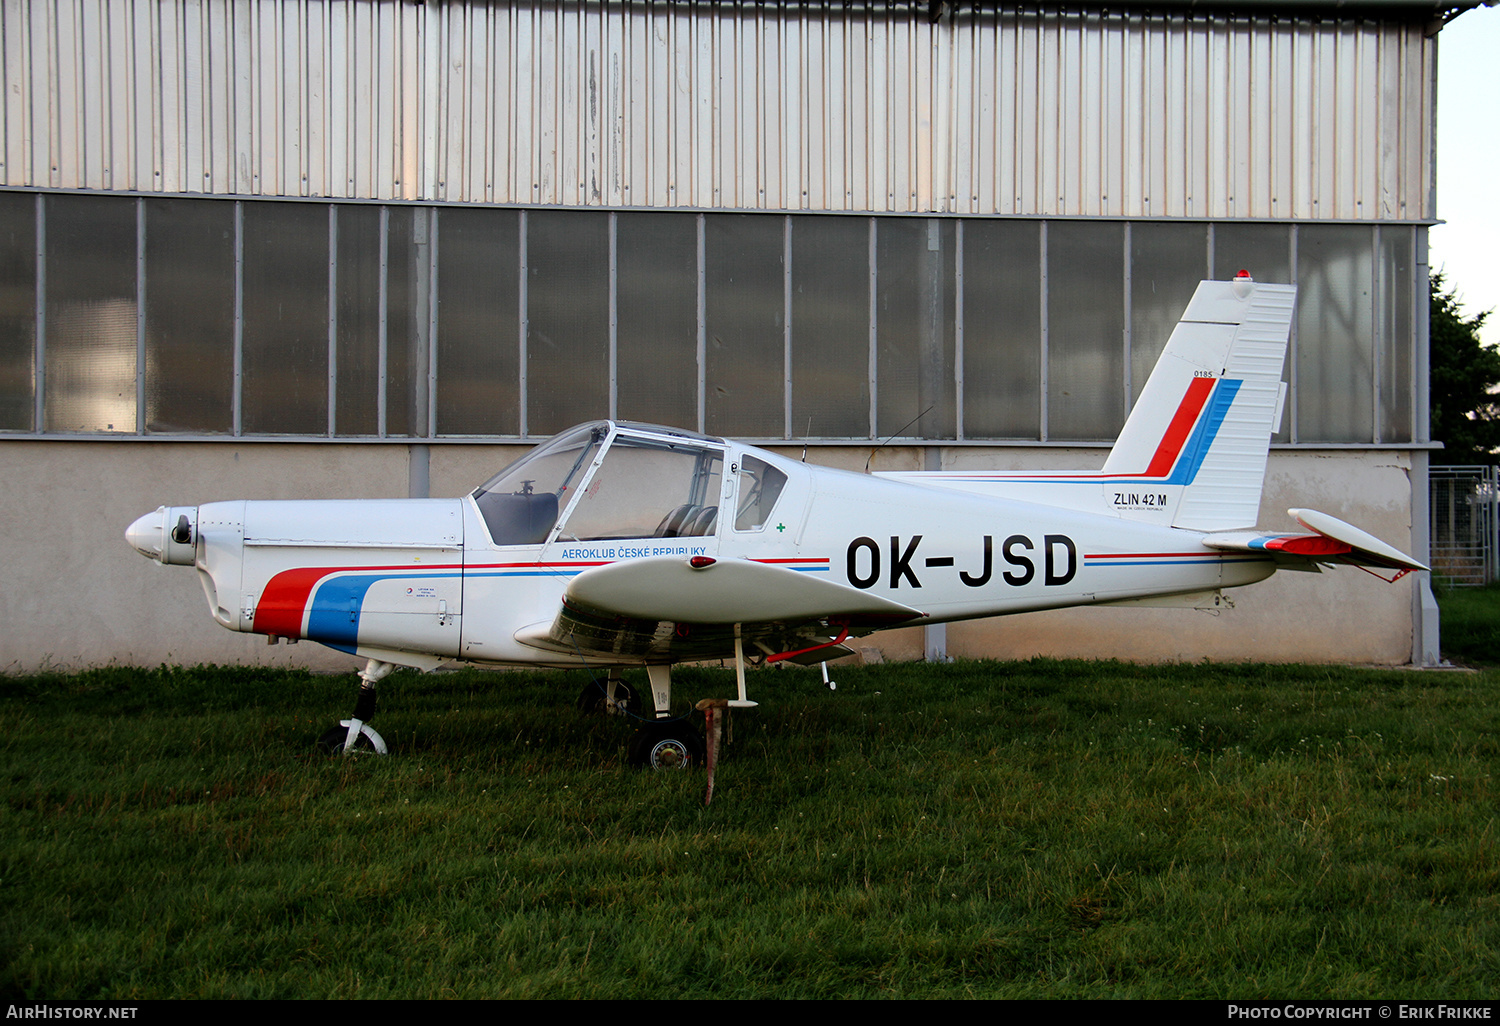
top-left (127, 273), bottom-right (1425, 767)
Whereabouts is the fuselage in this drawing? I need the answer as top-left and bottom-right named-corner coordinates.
top-left (126, 420), bottom-right (1276, 672)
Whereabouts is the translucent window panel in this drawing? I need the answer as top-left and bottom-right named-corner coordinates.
top-left (617, 213), bottom-right (698, 428)
top-left (334, 205), bottom-right (381, 436)
top-left (1297, 225), bottom-right (1374, 443)
top-left (1214, 225), bottom-right (1292, 284)
top-left (877, 219), bottom-right (956, 439)
top-left (962, 220), bottom-right (1041, 439)
top-left (705, 214), bottom-right (785, 438)
top-left (143, 199), bottom-right (234, 434)
top-left (44, 194), bottom-right (137, 434)
top-left (1378, 227), bottom-right (1415, 444)
top-left (1047, 221), bottom-right (1124, 441)
top-left (436, 207), bottom-right (519, 435)
top-left (1130, 223), bottom-right (1207, 404)
top-left (0, 192), bottom-right (36, 431)
top-left (241, 202), bottom-right (329, 435)
top-left (526, 209), bottom-right (610, 436)
top-left (385, 207), bottom-right (423, 437)
top-left (1214, 224), bottom-right (1292, 441)
top-left (792, 216), bottom-right (870, 438)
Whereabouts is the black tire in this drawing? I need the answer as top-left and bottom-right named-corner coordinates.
top-left (317, 723), bottom-right (377, 754)
top-left (576, 678), bottom-right (641, 716)
top-left (627, 721), bottom-right (706, 770)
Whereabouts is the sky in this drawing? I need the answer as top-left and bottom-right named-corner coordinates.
top-left (1430, 5), bottom-right (1500, 346)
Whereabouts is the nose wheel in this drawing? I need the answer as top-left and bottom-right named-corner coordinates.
top-left (317, 720), bottom-right (388, 754)
top-left (318, 658), bottom-right (395, 756)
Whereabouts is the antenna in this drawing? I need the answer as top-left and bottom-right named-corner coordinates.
top-left (864, 405), bottom-right (934, 474)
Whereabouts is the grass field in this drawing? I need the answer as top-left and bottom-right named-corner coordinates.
top-left (3, 646), bottom-right (1496, 999)
top-left (1435, 582), bottom-right (1500, 668)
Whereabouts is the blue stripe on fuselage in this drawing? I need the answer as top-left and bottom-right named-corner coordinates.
top-left (304, 572), bottom-right (460, 653)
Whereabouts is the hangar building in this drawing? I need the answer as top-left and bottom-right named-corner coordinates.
top-left (0, 0), bottom-right (1469, 671)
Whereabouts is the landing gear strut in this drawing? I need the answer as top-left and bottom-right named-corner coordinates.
top-left (318, 659), bottom-right (393, 755)
top-left (576, 669), bottom-right (641, 716)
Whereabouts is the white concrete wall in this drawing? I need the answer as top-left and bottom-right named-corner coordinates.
top-left (0, 441), bottom-right (1418, 673)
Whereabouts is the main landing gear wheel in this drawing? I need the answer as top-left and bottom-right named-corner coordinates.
top-left (317, 720), bottom-right (388, 755)
top-left (576, 678), bottom-right (642, 716)
top-left (628, 721), bottom-right (706, 770)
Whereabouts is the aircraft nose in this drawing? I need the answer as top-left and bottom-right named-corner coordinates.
top-left (126, 509), bottom-right (166, 561)
top-left (126, 506), bottom-right (198, 565)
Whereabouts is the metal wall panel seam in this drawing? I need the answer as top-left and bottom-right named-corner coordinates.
top-left (782, 212), bottom-right (791, 440)
top-left (1372, 223), bottom-right (1383, 445)
top-left (135, 195), bottom-right (145, 433)
top-left (517, 207), bottom-right (526, 437)
top-left (326, 202), bottom-right (336, 436)
top-left (1038, 218), bottom-right (1048, 442)
top-left (607, 209), bottom-right (617, 421)
top-left (377, 203), bottom-right (387, 438)
top-left (1287, 222), bottom-right (1298, 444)
top-left (32, 192), bottom-right (42, 433)
top-left (867, 215), bottom-right (876, 439)
top-left (1121, 220), bottom-right (1131, 416)
top-left (695, 211), bottom-right (704, 434)
top-left (425, 205), bottom-right (437, 440)
top-left (231, 197), bottom-right (241, 435)
top-left (954, 218), bottom-right (964, 439)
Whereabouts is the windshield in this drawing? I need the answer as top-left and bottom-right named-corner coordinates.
top-left (472, 423), bottom-right (606, 545)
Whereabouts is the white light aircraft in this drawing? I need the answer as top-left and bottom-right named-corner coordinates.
top-left (126, 274), bottom-right (1425, 767)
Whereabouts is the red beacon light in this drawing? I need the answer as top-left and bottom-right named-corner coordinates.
top-left (689, 556), bottom-right (716, 569)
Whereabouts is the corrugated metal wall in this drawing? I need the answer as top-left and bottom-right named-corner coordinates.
top-left (0, 0), bottom-right (1435, 220)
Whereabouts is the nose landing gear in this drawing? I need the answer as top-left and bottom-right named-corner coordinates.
top-left (317, 659), bottom-right (394, 755)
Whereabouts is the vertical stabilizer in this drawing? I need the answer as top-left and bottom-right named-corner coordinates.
top-left (1100, 274), bottom-right (1295, 531)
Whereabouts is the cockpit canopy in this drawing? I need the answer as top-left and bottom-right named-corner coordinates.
top-left (472, 422), bottom-right (731, 547)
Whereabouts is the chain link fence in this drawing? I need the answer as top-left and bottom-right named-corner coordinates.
top-left (1430, 465), bottom-right (1498, 586)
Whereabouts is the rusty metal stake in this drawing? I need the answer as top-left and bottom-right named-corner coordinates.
top-left (696, 698), bottom-right (730, 805)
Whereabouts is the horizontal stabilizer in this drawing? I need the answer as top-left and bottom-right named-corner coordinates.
top-left (1201, 508), bottom-right (1427, 574)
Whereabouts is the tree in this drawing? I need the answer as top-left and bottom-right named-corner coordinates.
top-left (1429, 272), bottom-right (1500, 464)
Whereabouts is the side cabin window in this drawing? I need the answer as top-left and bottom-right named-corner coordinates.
top-left (472, 423), bottom-right (604, 545)
top-left (734, 455), bottom-right (787, 531)
top-left (558, 435), bottom-right (724, 542)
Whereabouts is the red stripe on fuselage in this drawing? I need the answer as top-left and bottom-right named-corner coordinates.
top-left (1142, 376), bottom-right (1216, 477)
top-left (254, 566), bottom-right (339, 639)
top-left (255, 561), bottom-right (463, 639)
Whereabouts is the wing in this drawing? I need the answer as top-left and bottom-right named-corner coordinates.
top-left (514, 555), bottom-right (924, 662)
top-left (1202, 507), bottom-right (1428, 576)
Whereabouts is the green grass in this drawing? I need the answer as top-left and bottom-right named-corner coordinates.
top-left (2, 659), bottom-right (1497, 998)
top-left (1437, 582), bottom-right (1500, 667)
